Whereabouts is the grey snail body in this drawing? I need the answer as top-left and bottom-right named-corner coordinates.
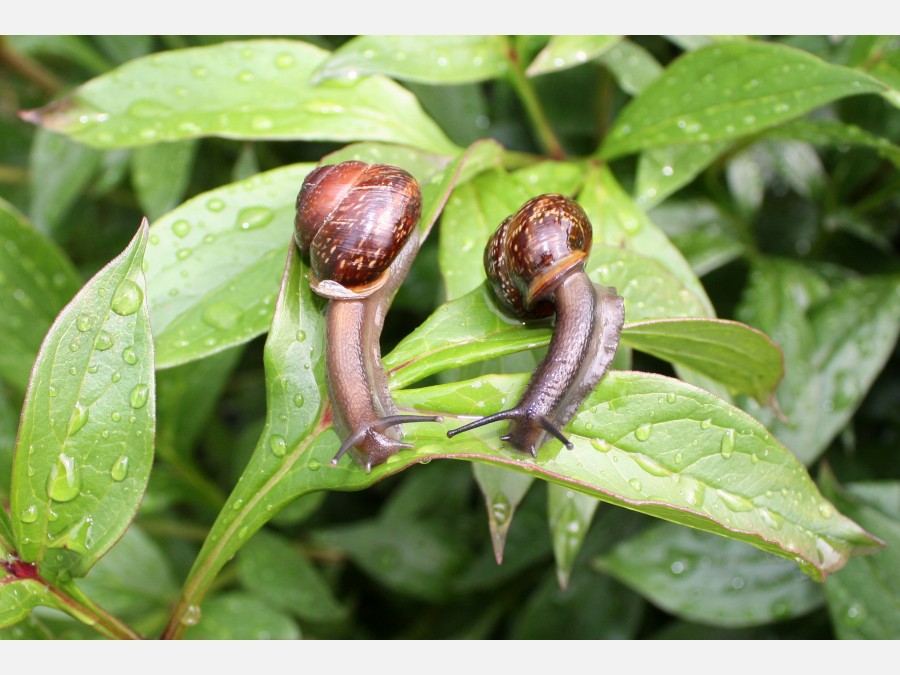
top-left (447, 194), bottom-right (625, 456)
top-left (295, 161), bottom-right (441, 472)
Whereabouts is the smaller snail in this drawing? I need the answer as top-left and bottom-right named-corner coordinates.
top-left (447, 194), bottom-right (625, 456)
top-left (295, 161), bottom-right (441, 472)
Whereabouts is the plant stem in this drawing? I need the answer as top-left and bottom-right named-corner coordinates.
top-left (0, 37), bottom-right (64, 95)
top-left (52, 581), bottom-right (142, 640)
top-left (0, 165), bottom-right (27, 184)
top-left (505, 47), bottom-right (566, 161)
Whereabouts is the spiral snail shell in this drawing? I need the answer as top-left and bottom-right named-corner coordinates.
top-left (448, 194), bottom-right (625, 456)
top-left (295, 161), bottom-right (441, 472)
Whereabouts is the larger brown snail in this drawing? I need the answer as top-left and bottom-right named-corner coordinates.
top-left (295, 161), bottom-right (441, 472)
top-left (447, 194), bottom-right (625, 456)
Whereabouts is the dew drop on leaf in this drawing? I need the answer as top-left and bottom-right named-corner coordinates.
top-left (129, 384), bottom-right (150, 409)
top-left (236, 206), bottom-right (274, 231)
top-left (111, 279), bottom-right (144, 316)
top-left (172, 220), bottom-right (191, 238)
top-left (720, 428), bottom-right (736, 459)
top-left (202, 301), bottom-right (243, 330)
top-left (491, 496), bottom-right (510, 525)
top-left (634, 423), bottom-right (652, 441)
top-left (181, 605), bottom-right (202, 626)
top-left (111, 455), bottom-right (129, 481)
top-left (20, 505), bottom-right (37, 523)
top-left (269, 435), bottom-right (287, 458)
top-left (76, 314), bottom-right (93, 332)
top-left (67, 402), bottom-right (90, 436)
top-left (47, 454), bottom-right (82, 502)
top-left (122, 346), bottom-right (138, 365)
top-left (94, 330), bottom-right (114, 351)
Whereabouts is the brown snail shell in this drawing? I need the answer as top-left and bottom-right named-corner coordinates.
top-left (294, 161), bottom-right (422, 299)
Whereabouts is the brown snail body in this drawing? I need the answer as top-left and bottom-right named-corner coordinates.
top-left (447, 194), bottom-right (625, 456)
top-left (295, 161), bottom-right (441, 471)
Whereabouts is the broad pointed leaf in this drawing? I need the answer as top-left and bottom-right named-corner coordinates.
top-left (526, 36), bottom-right (621, 76)
top-left (21, 39), bottom-right (459, 156)
top-left (11, 223), bottom-right (154, 579)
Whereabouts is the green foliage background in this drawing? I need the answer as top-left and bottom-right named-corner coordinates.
top-left (0, 35), bottom-right (898, 639)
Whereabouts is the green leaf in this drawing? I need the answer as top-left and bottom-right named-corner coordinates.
top-left (131, 139), bottom-right (198, 221)
top-left (0, 578), bottom-right (54, 630)
top-left (22, 39), bottom-right (458, 156)
top-left (185, 593), bottom-right (300, 640)
top-left (0, 199), bottom-right (81, 392)
top-left (322, 142), bottom-right (452, 186)
top-left (595, 522), bottom-right (824, 627)
top-left (622, 318), bottom-right (784, 404)
top-left (738, 261), bottom-right (900, 464)
top-left (596, 39), bottom-right (663, 96)
top-left (396, 370), bottom-right (880, 581)
top-left (236, 530), bottom-right (345, 624)
top-left (28, 130), bottom-right (102, 235)
top-left (579, 165), bottom-right (715, 317)
top-left (548, 486), bottom-right (599, 588)
top-left (526, 36), bottom-right (621, 76)
top-left (472, 463), bottom-right (534, 563)
top-left (602, 41), bottom-right (889, 160)
top-left (11, 223), bottom-right (154, 579)
top-left (820, 473), bottom-right (900, 639)
top-left (763, 118), bottom-right (900, 169)
top-left (635, 141), bottom-right (730, 208)
top-left (313, 35), bottom-right (510, 85)
top-left (649, 199), bottom-right (745, 277)
top-left (145, 162), bottom-right (314, 369)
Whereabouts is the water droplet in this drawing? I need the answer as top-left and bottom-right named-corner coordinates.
top-left (674, 452), bottom-right (683, 464)
top-left (845, 603), bottom-right (866, 626)
top-left (67, 402), bottom-right (90, 436)
top-left (21, 505), bottom-right (37, 523)
top-left (269, 435), bottom-right (287, 458)
top-left (47, 454), bottom-right (82, 502)
top-left (275, 53), bottom-right (296, 69)
top-left (181, 605), bottom-right (202, 626)
top-left (111, 411), bottom-right (121, 422)
top-left (202, 301), bottom-right (243, 330)
top-left (94, 330), bottom-right (114, 351)
top-left (718, 489), bottom-right (754, 512)
top-left (591, 438), bottom-right (611, 453)
top-left (491, 496), bottom-right (510, 525)
top-left (128, 99), bottom-right (172, 118)
top-left (111, 279), bottom-right (143, 316)
top-left (176, 248), bottom-right (192, 260)
top-left (720, 428), bottom-right (736, 459)
top-left (308, 459), bottom-right (322, 471)
top-left (111, 455), bottom-right (129, 481)
top-left (237, 526), bottom-right (249, 539)
top-left (665, 392), bottom-right (676, 404)
top-left (163, 219), bottom-right (190, 241)
top-left (700, 418), bottom-right (712, 430)
top-left (296, 330), bottom-right (306, 343)
top-left (633, 454), bottom-right (670, 477)
top-left (293, 393), bottom-right (304, 408)
top-left (206, 198), bottom-right (225, 212)
top-left (49, 385), bottom-right (59, 397)
top-left (236, 206), bottom-right (274, 231)
top-left (232, 499), bottom-right (244, 511)
top-left (818, 503), bottom-right (834, 519)
top-left (69, 339), bottom-right (81, 352)
top-left (236, 70), bottom-right (254, 83)
top-left (76, 314), bottom-right (94, 332)
top-left (670, 560), bottom-right (685, 575)
top-left (681, 478), bottom-right (706, 506)
top-left (759, 508), bottom-right (783, 529)
top-left (122, 346), bottom-right (138, 365)
top-left (634, 423), bottom-right (652, 441)
top-left (129, 384), bottom-right (150, 409)
top-left (628, 478), bottom-right (643, 492)
top-left (111, 370), bottom-right (121, 383)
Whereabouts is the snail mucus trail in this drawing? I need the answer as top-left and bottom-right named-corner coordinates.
top-left (447, 193), bottom-right (625, 456)
top-left (294, 161), bottom-right (442, 472)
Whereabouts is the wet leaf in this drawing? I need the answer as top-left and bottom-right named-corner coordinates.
top-left (548, 486), bottom-right (599, 588)
top-left (579, 165), bottom-right (715, 317)
top-left (0, 199), bottom-right (81, 392)
top-left (145, 162), bottom-right (314, 369)
top-left (622, 318), bottom-right (784, 404)
top-left (763, 118), bottom-right (900, 169)
top-left (595, 522), bottom-right (824, 627)
top-left (738, 261), bottom-right (900, 464)
top-left (313, 35), bottom-right (510, 85)
top-left (236, 530), bottom-right (345, 624)
top-left (131, 139), bottom-right (198, 220)
top-left (472, 463), bottom-right (533, 563)
top-left (635, 141), bottom-right (730, 208)
top-left (596, 39), bottom-right (663, 96)
top-left (526, 36), bottom-right (621, 76)
top-left (398, 370), bottom-right (881, 581)
top-left (649, 200), bottom-right (745, 277)
top-left (0, 578), bottom-right (54, 630)
top-left (185, 592), bottom-right (300, 639)
top-left (602, 41), bottom-right (889, 160)
top-left (11, 223), bottom-right (154, 579)
top-left (820, 473), bottom-right (900, 640)
top-left (21, 39), bottom-right (458, 156)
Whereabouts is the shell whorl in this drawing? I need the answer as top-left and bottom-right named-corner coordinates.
top-left (485, 194), bottom-right (593, 319)
top-left (294, 161), bottom-right (422, 296)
